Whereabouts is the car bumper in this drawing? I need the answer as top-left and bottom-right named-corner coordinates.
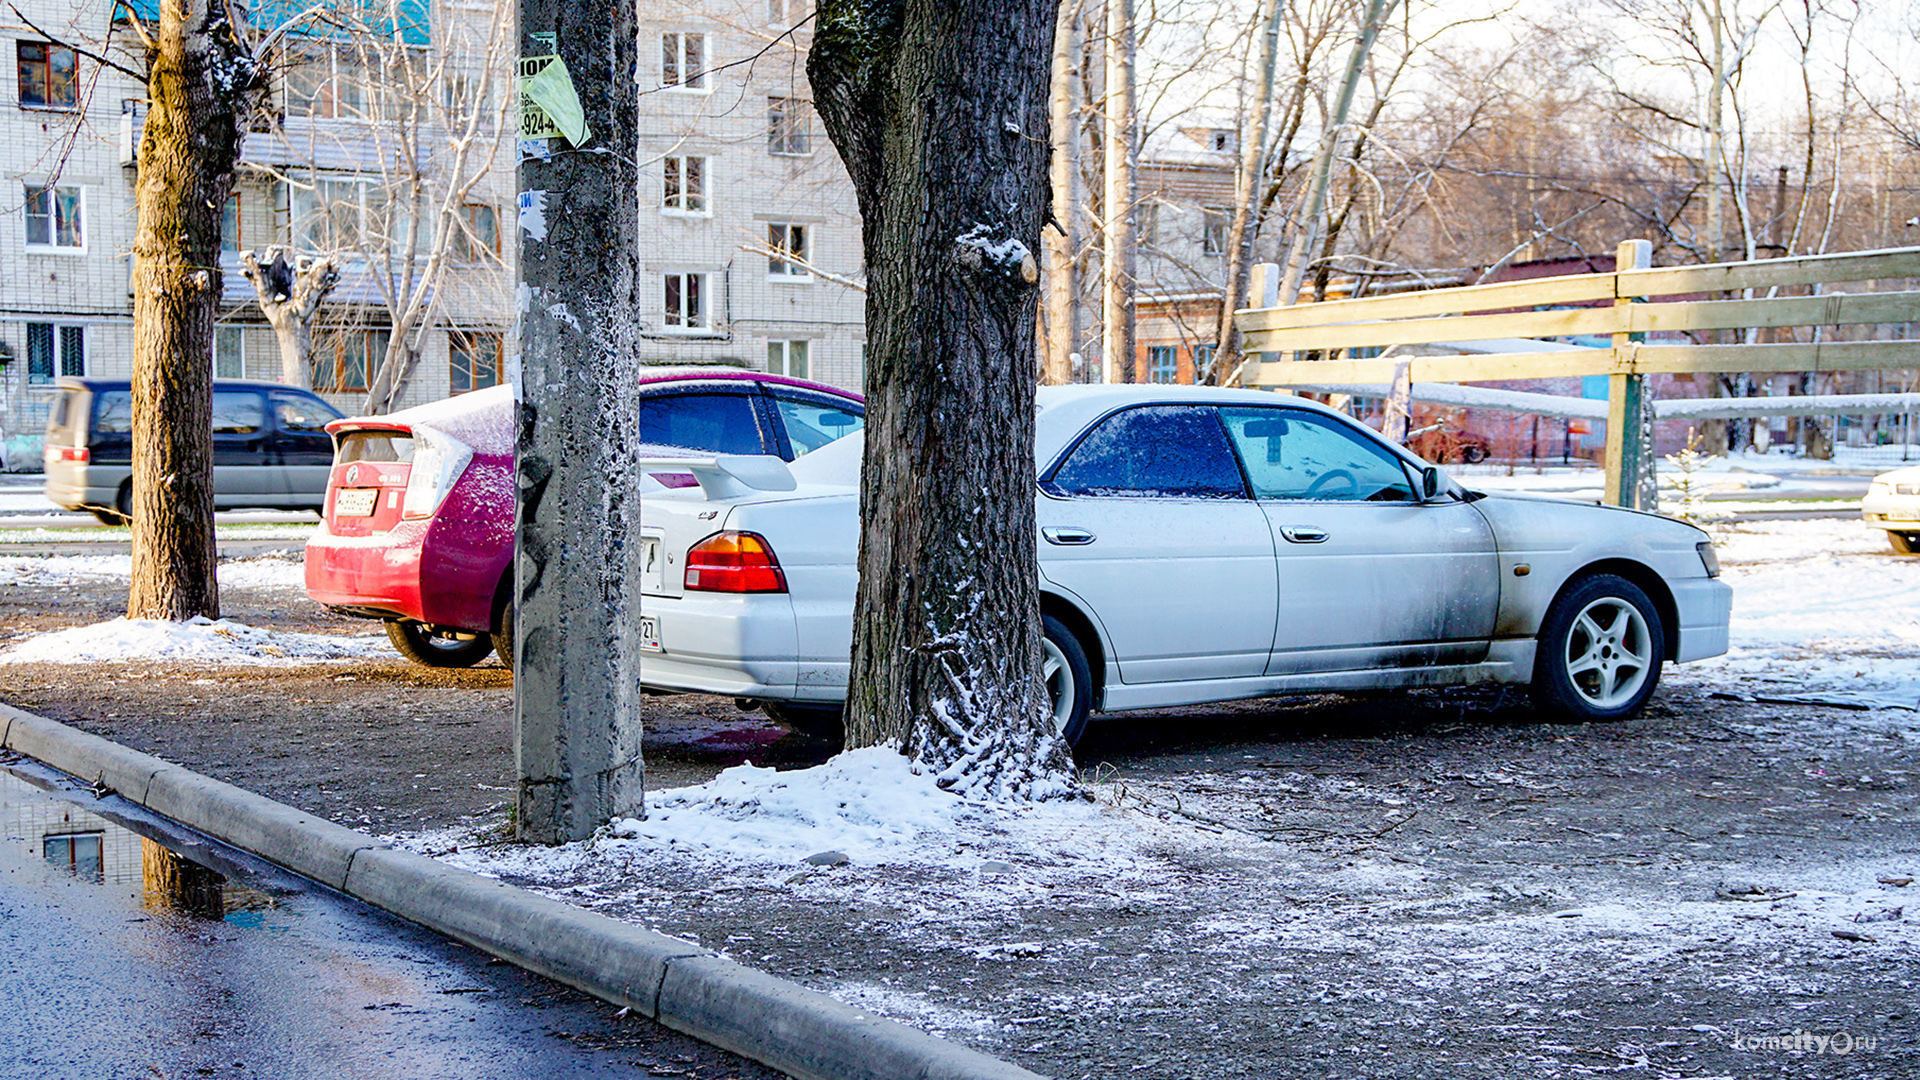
top-left (305, 522), bottom-right (431, 623)
top-left (1670, 576), bottom-right (1733, 663)
top-left (638, 592), bottom-right (807, 699)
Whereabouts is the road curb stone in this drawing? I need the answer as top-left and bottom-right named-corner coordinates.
top-left (0, 702), bottom-right (1046, 1080)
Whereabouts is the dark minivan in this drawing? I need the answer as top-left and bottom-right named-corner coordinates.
top-left (43, 377), bottom-right (344, 523)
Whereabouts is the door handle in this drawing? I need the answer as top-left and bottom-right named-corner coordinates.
top-left (1281, 525), bottom-right (1328, 544)
top-left (1042, 526), bottom-right (1097, 546)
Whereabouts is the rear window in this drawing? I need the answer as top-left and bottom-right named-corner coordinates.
top-left (91, 390), bottom-right (132, 435)
top-left (635, 392), bottom-right (766, 455)
top-left (336, 431), bottom-right (416, 464)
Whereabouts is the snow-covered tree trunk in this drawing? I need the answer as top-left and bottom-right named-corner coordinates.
top-left (126, 0), bottom-right (260, 621)
top-left (810, 0), bottom-right (1077, 799)
top-left (240, 248), bottom-right (340, 389)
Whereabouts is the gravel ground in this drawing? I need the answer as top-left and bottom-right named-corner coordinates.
top-left (2, 556), bottom-right (1917, 1078)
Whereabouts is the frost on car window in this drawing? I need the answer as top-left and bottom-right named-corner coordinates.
top-left (1049, 405), bottom-right (1247, 499)
top-left (1220, 407), bottom-right (1415, 503)
top-left (771, 393), bottom-right (863, 457)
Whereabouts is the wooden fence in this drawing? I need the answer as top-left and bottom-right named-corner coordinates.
top-left (1232, 240), bottom-right (1920, 508)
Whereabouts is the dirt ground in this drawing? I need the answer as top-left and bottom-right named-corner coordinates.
top-left (3, 560), bottom-right (1917, 1079)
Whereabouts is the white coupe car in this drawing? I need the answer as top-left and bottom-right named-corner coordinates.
top-left (1862, 465), bottom-right (1920, 553)
top-left (634, 385), bottom-right (1732, 745)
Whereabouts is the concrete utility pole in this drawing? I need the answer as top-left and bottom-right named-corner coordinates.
top-left (514, 1), bottom-right (646, 843)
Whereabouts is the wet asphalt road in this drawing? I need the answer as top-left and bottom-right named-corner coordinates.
top-left (0, 762), bottom-right (786, 1080)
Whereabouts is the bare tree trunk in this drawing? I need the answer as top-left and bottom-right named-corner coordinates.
top-left (811, 0), bottom-right (1076, 798)
top-left (1277, 0), bottom-right (1396, 308)
top-left (1212, 0), bottom-right (1285, 382)
top-left (1101, 0), bottom-right (1137, 384)
top-left (127, 0), bottom-right (258, 621)
top-left (240, 248), bottom-right (340, 388)
top-left (1042, 0), bottom-right (1082, 385)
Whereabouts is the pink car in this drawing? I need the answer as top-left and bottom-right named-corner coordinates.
top-left (304, 370), bottom-right (864, 668)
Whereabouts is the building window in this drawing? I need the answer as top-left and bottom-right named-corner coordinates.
top-left (766, 339), bottom-right (809, 379)
top-left (284, 45), bottom-right (368, 119)
top-left (26, 323), bottom-right (84, 384)
top-left (768, 97), bottom-right (812, 155)
top-left (1147, 345), bottom-right (1177, 384)
top-left (1192, 343), bottom-right (1215, 377)
top-left (663, 156), bottom-right (707, 214)
top-left (220, 193), bottom-right (241, 252)
top-left (450, 330), bottom-right (503, 393)
top-left (768, 223), bottom-right (809, 278)
top-left (769, 0), bottom-right (809, 25)
top-left (1209, 129), bottom-right (1235, 152)
top-left (1137, 201), bottom-right (1158, 247)
top-left (662, 32), bottom-right (706, 90)
top-left (663, 272), bottom-right (708, 331)
top-left (455, 202), bottom-right (498, 259)
top-left (24, 184), bottom-right (83, 250)
top-left (17, 41), bottom-right (77, 110)
top-left (43, 832), bottom-right (104, 883)
top-left (213, 326), bottom-right (246, 379)
top-left (285, 175), bottom-right (403, 254)
top-left (314, 328), bottom-right (386, 392)
top-left (1202, 207), bottom-right (1229, 256)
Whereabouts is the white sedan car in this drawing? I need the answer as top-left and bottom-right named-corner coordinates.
top-left (1862, 465), bottom-right (1920, 553)
top-left (635, 385), bottom-right (1731, 745)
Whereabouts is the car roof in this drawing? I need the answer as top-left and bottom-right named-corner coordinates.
top-left (633, 366), bottom-right (863, 401)
top-left (1034, 383), bottom-right (1351, 461)
top-left (54, 377), bottom-right (312, 393)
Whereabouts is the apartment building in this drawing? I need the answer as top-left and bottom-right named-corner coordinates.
top-left (632, 0), bottom-right (864, 387)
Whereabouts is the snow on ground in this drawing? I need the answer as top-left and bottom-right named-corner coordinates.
top-left (0, 551), bottom-right (306, 589)
top-left (0, 615), bottom-right (386, 666)
top-left (1668, 518), bottom-right (1920, 712)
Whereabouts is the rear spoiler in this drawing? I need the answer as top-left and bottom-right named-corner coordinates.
top-left (635, 455), bottom-right (797, 500)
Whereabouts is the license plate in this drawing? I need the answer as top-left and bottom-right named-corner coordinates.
top-left (638, 614), bottom-right (661, 652)
top-left (334, 488), bottom-right (378, 517)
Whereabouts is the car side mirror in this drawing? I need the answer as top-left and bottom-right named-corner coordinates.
top-left (1422, 466), bottom-right (1442, 500)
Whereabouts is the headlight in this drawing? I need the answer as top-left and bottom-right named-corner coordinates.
top-left (1696, 540), bottom-right (1721, 578)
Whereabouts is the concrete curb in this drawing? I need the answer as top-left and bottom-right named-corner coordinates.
top-left (0, 703), bottom-right (1045, 1080)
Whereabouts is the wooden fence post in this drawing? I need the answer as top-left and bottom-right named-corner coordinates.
top-left (1604, 240), bottom-right (1654, 509)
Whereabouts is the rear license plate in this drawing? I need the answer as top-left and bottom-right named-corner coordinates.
top-left (334, 488), bottom-right (379, 517)
top-left (638, 614), bottom-right (661, 652)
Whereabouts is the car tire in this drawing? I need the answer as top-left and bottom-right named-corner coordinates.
top-left (1530, 574), bottom-right (1665, 722)
top-left (491, 594), bottom-right (515, 672)
top-left (89, 508), bottom-right (127, 526)
top-left (764, 703), bottom-right (844, 741)
top-left (1890, 531), bottom-right (1919, 555)
top-left (1042, 613), bottom-right (1093, 747)
top-left (1461, 445), bottom-right (1489, 464)
top-left (385, 620), bottom-right (495, 668)
top-left (115, 482), bottom-right (133, 523)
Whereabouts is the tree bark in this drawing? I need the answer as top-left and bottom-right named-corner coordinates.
top-left (1042, 0), bottom-right (1082, 385)
top-left (240, 248), bottom-right (340, 388)
top-left (811, 0), bottom-right (1076, 798)
top-left (127, 0), bottom-right (258, 621)
top-left (1212, 0), bottom-right (1285, 382)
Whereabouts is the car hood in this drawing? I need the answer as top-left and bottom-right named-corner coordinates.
top-left (1872, 465), bottom-right (1920, 485)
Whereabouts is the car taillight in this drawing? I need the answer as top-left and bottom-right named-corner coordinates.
top-left (401, 426), bottom-right (473, 519)
top-left (43, 446), bottom-right (88, 463)
top-left (684, 532), bottom-right (787, 593)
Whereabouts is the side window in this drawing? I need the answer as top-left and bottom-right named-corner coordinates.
top-left (272, 392), bottom-right (338, 433)
top-left (212, 391), bottom-right (266, 436)
top-left (769, 392), bottom-right (863, 458)
top-left (90, 390), bottom-right (133, 435)
top-left (1047, 405), bottom-right (1246, 500)
top-left (1220, 407), bottom-right (1416, 503)
top-left (635, 391), bottom-right (768, 455)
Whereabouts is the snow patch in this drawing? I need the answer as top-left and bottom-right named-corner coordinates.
top-left (0, 617), bottom-right (388, 666)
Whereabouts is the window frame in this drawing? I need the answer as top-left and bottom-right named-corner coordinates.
top-left (661, 31), bottom-right (708, 92)
top-left (1041, 404), bottom-right (1251, 501)
top-left (1146, 345), bottom-right (1177, 384)
top-left (25, 322), bottom-right (86, 385)
top-left (213, 325), bottom-right (247, 379)
top-left (765, 338), bottom-right (810, 378)
top-left (1219, 405), bottom-right (1420, 504)
top-left (23, 183), bottom-right (84, 252)
top-left (662, 271), bottom-right (711, 333)
top-left (312, 327), bottom-right (386, 393)
top-left (449, 329), bottom-right (504, 394)
top-left (662, 155), bottom-right (709, 216)
top-left (455, 202), bottom-right (499, 260)
top-left (767, 222), bottom-right (810, 280)
top-left (16, 41), bottom-right (78, 111)
top-left (767, 96), bottom-right (813, 156)
top-left (1201, 207), bottom-right (1229, 257)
